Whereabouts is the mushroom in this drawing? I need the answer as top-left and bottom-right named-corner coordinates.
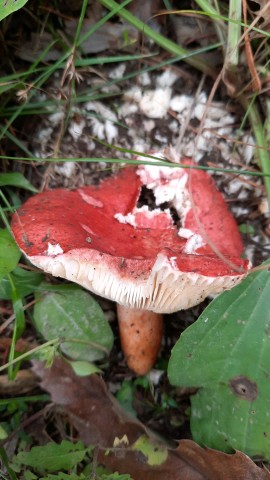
top-left (11, 156), bottom-right (250, 375)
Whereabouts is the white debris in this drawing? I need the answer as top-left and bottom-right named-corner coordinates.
top-left (119, 102), bottom-right (138, 117)
top-left (114, 212), bottom-right (136, 227)
top-left (48, 111), bottom-right (65, 126)
top-left (178, 227), bottom-right (194, 239)
top-left (91, 117), bottom-right (105, 140)
top-left (108, 63), bottom-right (126, 79)
top-left (193, 93), bottom-right (235, 140)
top-left (139, 88), bottom-right (172, 118)
top-left (170, 94), bottom-right (192, 114)
top-left (36, 127), bottom-right (53, 149)
top-left (123, 86), bottom-right (142, 103)
top-left (132, 136), bottom-right (150, 154)
top-left (85, 101), bottom-right (117, 122)
top-left (104, 120), bottom-right (118, 143)
top-left (169, 120), bottom-right (179, 133)
top-left (115, 206), bottom-right (171, 228)
top-left (54, 162), bottom-right (76, 178)
top-left (68, 118), bottom-right (86, 140)
top-left (240, 133), bottom-right (255, 164)
top-left (154, 133), bottom-right (167, 144)
top-left (138, 72), bottom-right (151, 86)
top-left (86, 138), bottom-right (96, 151)
top-left (84, 100), bottom-right (118, 142)
top-left (156, 69), bottom-right (178, 88)
top-left (224, 178), bottom-right (250, 196)
top-left (47, 243), bottom-right (64, 256)
top-left (143, 119), bottom-right (155, 132)
top-left (182, 234), bottom-right (205, 254)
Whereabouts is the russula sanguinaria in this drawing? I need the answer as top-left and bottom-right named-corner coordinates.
top-left (11, 157), bottom-right (250, 375)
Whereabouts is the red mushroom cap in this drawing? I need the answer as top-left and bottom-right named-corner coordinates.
top-left (11, 159), bottom-right (250, 313)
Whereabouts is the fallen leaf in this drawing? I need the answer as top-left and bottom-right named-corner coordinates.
top-left (33, 286), bottom-right (114, 362)
top-left (33, 359), bottom-right (270, 480)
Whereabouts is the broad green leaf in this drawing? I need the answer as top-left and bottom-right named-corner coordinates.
top-left (33, 287), bottom-right (114, 361)
top-left (0, 267), bottom-right (43, 299)
top-left (168, 261), bottom-right (270, 459)
top-left (0, 0), bottom-right (29, 22)
top-left (15, 440), bottom-right (86, 473)
top-left (0, 172), bottom-right (37, 192)
top-left (0, 229), bottom-right (21, 281)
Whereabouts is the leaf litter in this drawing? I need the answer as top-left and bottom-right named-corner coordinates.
top-left (31, 359), bottom-right (270, 480)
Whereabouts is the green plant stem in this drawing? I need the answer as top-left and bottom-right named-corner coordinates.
top-left (239, 95), bottom-right (270, 207)
top-left (98, 0), bottom-right (217, 78)
top-left (225, 0), bottom-right (242, 67)
top-left (228, 0), bottom-right (242, 65)
top-left (1, 154), bottom-right (269, 178)
top-left (7, 274), bottom-right (26, 381)
top-left (0, 339), bottom-right (60, 373)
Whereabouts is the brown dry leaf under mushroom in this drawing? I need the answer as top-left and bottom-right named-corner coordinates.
top-left (33, 359), bottom-right (270, 480)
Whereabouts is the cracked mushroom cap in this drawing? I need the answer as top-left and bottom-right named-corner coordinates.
top-left (11, 160), bottom-right (250, 313)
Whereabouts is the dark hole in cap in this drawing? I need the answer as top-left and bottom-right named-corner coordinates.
top-left (136, 186), bottom-right (181, 228)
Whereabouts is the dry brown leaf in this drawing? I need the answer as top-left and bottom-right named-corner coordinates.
top-left (249, 0), bottom-right (270, 33)
top-left (32, 359), bottom-right (270, 480)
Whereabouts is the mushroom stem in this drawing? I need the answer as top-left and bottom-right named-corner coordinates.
top-left (116, 304), bottom-right (163, 375)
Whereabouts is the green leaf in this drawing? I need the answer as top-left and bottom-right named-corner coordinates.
top-left (238, 223), bottom-right (256, 235)
top-left (0, 267), bottom-right (43, 299)
top-left (69, 360), bottom-right (101, 376)
top-left (0, 424), bottom-right (8, 440)
top-left (24, 471), bottom-right (38, 480)
top-left (0, 173), bottom-right (37, 192)
top-left (15, 440), bottom-right (86, 473)
top-left (168, 260), bottom-right (270, 459)
top-left (0, 229), bottom-right (21, 281)
top-left (33, 286), bottom-right (114, 361)
top-left (0, 0), bottom-right (29, 22)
